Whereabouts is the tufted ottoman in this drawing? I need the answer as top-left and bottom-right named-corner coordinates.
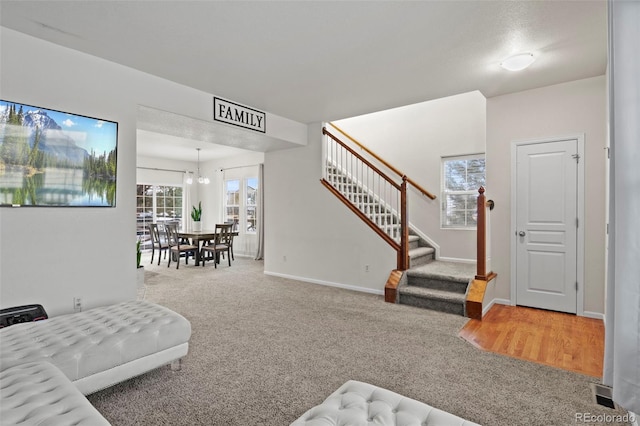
top-left (0, 361), bottom-right (111, 425)
top-left (291, 380), bottom-right (480, 426)
top-left (0, 300), bottom-right (191, 395)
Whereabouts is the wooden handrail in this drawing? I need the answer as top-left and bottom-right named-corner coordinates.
top-left (321, 127), bottom-right (409, 270)
top-left (328, 122), bottom-right (437, 200)
top-left (323, 127), bottom-right (401, 191)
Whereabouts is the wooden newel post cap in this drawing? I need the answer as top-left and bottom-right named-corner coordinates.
top-left (478, 186), bottom-right (485, 195)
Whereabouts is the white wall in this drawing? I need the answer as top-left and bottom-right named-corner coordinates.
top-left (333, 91), bottom-right (487, 261)
top-left (264, 122), bottom-right (396, 293)
top-left (0, 27), bottom-right (305, 316)
top-left (487, 76), bottom-right (607, 315)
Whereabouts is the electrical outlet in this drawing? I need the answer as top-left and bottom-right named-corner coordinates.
top-left (365, 264), bottom-right (369, 272)
top-left (73, 297), bottom-right (82, 313)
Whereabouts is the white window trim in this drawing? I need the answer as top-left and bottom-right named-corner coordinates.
top-left (440, 153), bottom-right (485, 230)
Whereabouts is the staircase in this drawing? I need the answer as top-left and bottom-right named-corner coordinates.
top-left (399, 257), bottom-right (475, 316)
top-left (324, 155), bottom-right (474, 316)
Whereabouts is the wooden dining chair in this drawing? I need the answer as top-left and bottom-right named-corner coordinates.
top-left (149, 223), bottom-right (169, 265)
top-left (201, 224), bottom-right (233, 268)
top-left (225, 219), bottom-right (238, 261)
top-left (165, 223), bottom-right (198, 269)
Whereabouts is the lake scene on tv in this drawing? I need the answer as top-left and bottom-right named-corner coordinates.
top-left (0, 100), bottom-right (118, 207)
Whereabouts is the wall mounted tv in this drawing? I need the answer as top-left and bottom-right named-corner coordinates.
top-left (0, 100), bottom-right (118, 207)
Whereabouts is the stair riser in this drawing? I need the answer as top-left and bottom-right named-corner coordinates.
top-left (406, 276), bottom-right (468, 294)
top-left (408, 254), bottom-right (433, 268)
top-left (398, 294), bottom-right (464, 316)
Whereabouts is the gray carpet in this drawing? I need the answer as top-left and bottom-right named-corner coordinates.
top-left (87, 254), bottom-right (628, 425)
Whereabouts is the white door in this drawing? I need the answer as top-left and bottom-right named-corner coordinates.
top-left (515, 140), bottom-right (578, 313)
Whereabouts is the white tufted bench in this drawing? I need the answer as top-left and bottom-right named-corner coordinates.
top-left (291, 380), bottom-right (480, 426)
top-left (0, 300), bottom-right (191, 395)
top-left (0, 361), bottom-right (110, 425)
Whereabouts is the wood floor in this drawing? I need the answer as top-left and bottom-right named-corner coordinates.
top-left (459, 304), bottom-right (604, 378)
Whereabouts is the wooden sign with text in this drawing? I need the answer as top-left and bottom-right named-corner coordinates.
top-left (213, 97), bottom-right (266, 133)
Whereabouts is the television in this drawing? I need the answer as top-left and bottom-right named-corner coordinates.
top-left (0, 100), bottom-right (118, 207)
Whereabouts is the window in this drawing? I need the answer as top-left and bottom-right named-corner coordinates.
top-left (224, 177), bottom-right (258, 233)
top-left (441, 154), bottom-right (485, 228)
top-left (246, 178), bottom-right (258, 233)
top-left (224, 179), bottom-right (240, 227)
top-left (136, 184), bottom-right (183, 248)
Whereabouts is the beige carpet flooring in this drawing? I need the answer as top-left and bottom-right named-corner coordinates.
top-left (87, 253), bottom-right (627, 425)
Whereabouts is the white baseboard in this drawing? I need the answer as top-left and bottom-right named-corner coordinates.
top-left (437, 256), bottom-right (476, 264)
top-left (483, 298), bottom-right (511, 316)
top-left (263, 271), bottom-right (384, 296)
top-left (582, 310), bottom-right (605, 321)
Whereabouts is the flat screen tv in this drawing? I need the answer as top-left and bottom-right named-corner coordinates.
top-left (0, 100), bottom-right (118, 207)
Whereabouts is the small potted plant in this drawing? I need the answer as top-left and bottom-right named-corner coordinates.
top-left (191, 201), bottom-right (202, 231)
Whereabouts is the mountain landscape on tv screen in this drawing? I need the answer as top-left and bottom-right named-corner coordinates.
top-left (0, 101), bottom-right (118, 206)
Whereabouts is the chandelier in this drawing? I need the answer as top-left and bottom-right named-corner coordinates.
top-left (192, 148), bottom-right (209, 185)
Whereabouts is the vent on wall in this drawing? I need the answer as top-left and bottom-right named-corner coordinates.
top-left (590, 383), bottom-right (616, 409)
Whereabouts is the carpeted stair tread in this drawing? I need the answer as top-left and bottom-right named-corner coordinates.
top-left (406, 261), bottom-right (475, 283)
top-left (399, 285), bottom-right (466, 302)
top-left (409, 246), bottom-right (434, 258)
top-left (408, 246), bottom-right (435, 268)
top-left (398, 286), bottom-right (466, 316)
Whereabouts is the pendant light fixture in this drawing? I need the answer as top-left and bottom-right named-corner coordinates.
top-left (195, 148), bottom-right (210, 185)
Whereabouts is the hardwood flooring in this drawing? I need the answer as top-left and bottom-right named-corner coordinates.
top-left (459, 304), bottom-right (604, 378)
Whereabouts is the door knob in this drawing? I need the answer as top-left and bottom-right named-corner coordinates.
top-left (518, 231), bottom-right (526, 237)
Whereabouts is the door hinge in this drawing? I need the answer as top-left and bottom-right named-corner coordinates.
top-left (572, 153), bottom-right (580, 163)
top-left (576, 281), bottom-right (579, 291)
top-left (576, 217), bottom-right (579, 228)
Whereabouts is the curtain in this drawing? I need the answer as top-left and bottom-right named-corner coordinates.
top-left (255, 163), bottom-right (265, 260)
top-left (183, 172), bottom-right (192, 231)
top-left (603, 0), bottom-right (640, 416)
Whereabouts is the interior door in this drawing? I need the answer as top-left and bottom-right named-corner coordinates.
top-left (515, 140), bottom-right (578, 313)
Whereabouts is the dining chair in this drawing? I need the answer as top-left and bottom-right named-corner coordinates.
top-left (149, 223), bottom-right (169, 265)
top-left (165, 223), bottom-right (198, 269)
top-left (201, 223), bottom-right (233, 268)
top-left (225, 219), bottom-right (238, 261)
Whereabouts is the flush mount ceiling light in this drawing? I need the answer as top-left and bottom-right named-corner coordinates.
top-left (500, 53), bottom-right (536, 71)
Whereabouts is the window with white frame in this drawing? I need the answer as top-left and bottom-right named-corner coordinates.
top-left (246, 178), bottom-right (258, 233)
top-left (224, 177), bottom-right (258, 233)
top-left (136, 184), bottom-right (183, 248)
top-left (224, 179), bottom-right (240, 228)
top-left (441, 154), bottom-right (485, 229)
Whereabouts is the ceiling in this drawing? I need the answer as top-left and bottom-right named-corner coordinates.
top-left (0, 1), bottom-right (607, 161)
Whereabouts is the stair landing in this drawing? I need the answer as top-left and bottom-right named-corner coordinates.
top-left (407, 261), bottom-right (475, 283)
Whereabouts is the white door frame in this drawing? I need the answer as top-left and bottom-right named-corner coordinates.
top-left (510, 134), bottom-right (586, 316)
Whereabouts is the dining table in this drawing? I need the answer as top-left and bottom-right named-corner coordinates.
top-left (177, 229), bottom-right (238, 266)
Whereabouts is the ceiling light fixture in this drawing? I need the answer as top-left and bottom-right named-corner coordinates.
top-left (195, 148), bottom-right (210, 185)
top-left (500, 53), bottom-right (536, 71)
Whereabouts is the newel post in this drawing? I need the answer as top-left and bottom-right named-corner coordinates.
top-left (398, 176), bottom-right (409, 271)
top-left (476, 186), bottom-right (487, 280)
